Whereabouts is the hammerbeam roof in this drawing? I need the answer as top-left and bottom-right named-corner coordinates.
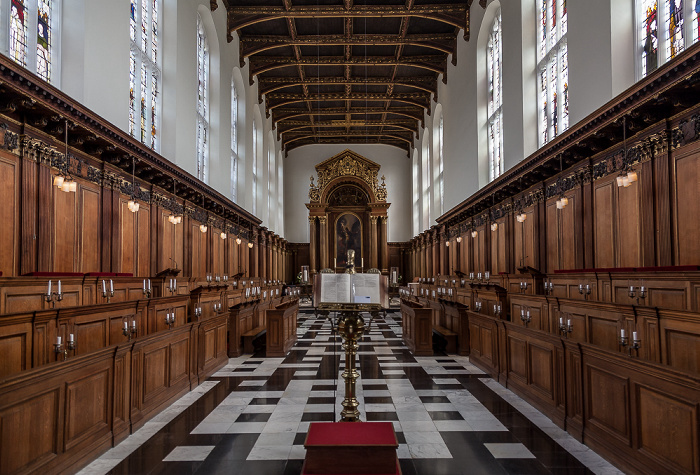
top-left (215, 0), bottom-right (478, 156)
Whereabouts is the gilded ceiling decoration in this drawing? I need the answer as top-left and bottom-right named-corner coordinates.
top-left (218, 0), bottom-right (475, 155)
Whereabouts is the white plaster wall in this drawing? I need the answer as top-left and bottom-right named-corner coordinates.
top-left (60, 0), bottom-right (283, 236)
top-left (284, 145), bottom-right (412, 244)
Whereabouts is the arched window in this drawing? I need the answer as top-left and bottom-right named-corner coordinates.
top-left (437, 114), bottom-right (444, 214)
top-left (639, 1), bottom-right (698, 78)
top-left (7, 0), bottom-right (60, 84)
top-left (412, 149), bottom-right (420, 236)
top-left (277, 152), bottom-right (284, 236)
top-left (487, 9), bottom-right (504, 182)
top-left (195, 14), bottom-right (209, 183)
top-left (536, 0), bottom-right (568, 146)
top-left (421, 138), bottom-right (431, 230)
top-left (231, 77), bottom-right (238, 201)
top-left (252, 120), bottom-right (258, 215)
top-left (129, 0), bottom-right (161, 150)
top-left (267, 144), bottom-right (274, 225)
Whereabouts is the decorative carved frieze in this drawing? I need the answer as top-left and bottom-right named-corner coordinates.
top-left (308, 149), bottom-right (387, 204)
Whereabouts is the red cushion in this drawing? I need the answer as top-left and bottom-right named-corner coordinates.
top-left (635, 265), bottom-right (700, 272)
top-left (305, 422), bottom-right (398, 447)
top-left (22, 272), bottom-right (84, 277)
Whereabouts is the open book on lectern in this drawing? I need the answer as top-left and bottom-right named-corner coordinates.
top-left (316, 273), bottom-right (388, 307)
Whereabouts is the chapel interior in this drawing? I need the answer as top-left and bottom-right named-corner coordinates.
top-left (0, 1), bottom-right (699, 474)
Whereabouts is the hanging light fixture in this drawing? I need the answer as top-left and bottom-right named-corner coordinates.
top-left (248, 241), bottom-right (253, 249)
top-left (491, 222), bottom-right (498, 232)
top-left (220, 221), bottom-right (227, 240)
top-left (516, 213), bottom-right (527, 223)
top-left (57, 119), bottom-right (77, 192)
top-left (168, 179), bottom-right (182, 224)
top-left (456, 236), bottom-right (462, 243)
top-left (199, 194), bottom-right (207, 233)
top-left (127, 157), bottom-right (140, 213)
top-left (617, 116), bottom-right (638, 188)
top-left (556, 196), bottom-right (568, 209)
top-left (471, 229), bottom-right (477, 238)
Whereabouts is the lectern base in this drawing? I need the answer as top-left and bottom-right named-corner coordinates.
top-left (302, 422), bottom-right (400, 475)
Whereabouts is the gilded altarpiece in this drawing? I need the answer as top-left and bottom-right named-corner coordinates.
top-left (307, 150), bottom-right (390, 274)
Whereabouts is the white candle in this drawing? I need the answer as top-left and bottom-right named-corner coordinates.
top-left (68, 333), bottom-right (74, 342)
top-left (123, 321), bottom-right (128, 329)
top-left (567, 319), bottom-right (571, 326)
top-left (173, 278), bottom-right (177, 289)
top-left (48, 280), bottom-right (52, 296)
top-left (361, 258), bottom-right (364, 268)
top-left (110, 280), bottom-right (114, 293)
top-left (630, 285), bottom-right (634, 292)
top-left (521, 309), bottom-right (525, 317)
top-left (303, 269), bottom-right (308, 282)
top-left (132, 320), bottom-right (136, 328)
top-left (102, 280), bottom-right (106, 294)
top-left (559, 317), bottom-right (563, 325)
top-left (640, 285), bottom-right (645, 292)
top-left (527, 309), bottom-right (531, 318)
top-left (58, 280), bottom-right (61, 295)
top-left (143, 279), bottom-right (146, 291)
top-left (621, 329), bottom-right (626, 338)
top-left (148, 279), bottom-right (151, 291)
top-left (56, 336), bottom-right (61, 345)
top-left (334, 258), bottom-right (337, 268)
top-left (633, 331), bottom-right (638, 341)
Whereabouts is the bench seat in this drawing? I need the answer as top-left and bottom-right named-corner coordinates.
top-left (242, 326), bottom-right (266, 353)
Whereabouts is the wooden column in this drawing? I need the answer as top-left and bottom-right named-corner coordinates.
top-left (439, 230), bottom-right (447, 275)
top-left (260, 230), bottom-right (267, 280)
top-left (370, 215), bottom-right (379, 269)
top-left (425, 235), bottom-right (432, 278)
top-left (252, 230), bottom-right (259, 278)
top-left (380, 217), bottom-right (389, 273)
top-left (431, 229), bottom-right (439, 277)
top-left (319, 216), bottom-right (328, 270)
top-left (309, 217), bottom-right (317, 274)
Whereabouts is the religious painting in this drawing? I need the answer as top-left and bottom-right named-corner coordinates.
top-left (335, 213), bottom-right (362, 267)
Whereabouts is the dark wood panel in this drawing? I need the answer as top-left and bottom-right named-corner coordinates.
top-left (54, 184), bottom-right (77, 272)
top-left (64, 369), bottom-right (110, 450)
top-left (0, 154), bottom-right (18, 276)
top-left (594, 181), bottom-right (614, 268)
top-left (675, 151), bottom-right (700, 265)
top-left (618, 180), bottom-right (641, 267)
top-left (79, 186), bottom-right (101, 272)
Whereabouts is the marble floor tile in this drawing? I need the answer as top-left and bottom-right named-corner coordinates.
top-left (484, 443), bottom-right (536, 459)
top-left (163, 445), bottom-right (215, 462)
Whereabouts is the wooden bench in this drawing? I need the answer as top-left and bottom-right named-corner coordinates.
top-left (265, 298), bottom-right (299, 357)
top-left (242, 325), bottom-right (266, 354)
top-left (432, 325), bottom-right (457, 354)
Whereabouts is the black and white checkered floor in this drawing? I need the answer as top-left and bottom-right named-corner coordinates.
top-left (79, 310), bottom-right (623, 474)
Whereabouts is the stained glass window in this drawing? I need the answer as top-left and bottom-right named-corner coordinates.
top-left (487, 10), bottom-right (503, 182)
top-left (196, 14), bottom-right (209, 183)
top-left (536, 0), bottom-right (568, 146)
top-left (7, 0), bottom-right (58, 82)
top-left (694, 1), bottom-right (700, 43)
top-left (641, 0), bottom-right (659, 76)
top-left (667, 0), bottom-right (684, 59)
top-left (438, 114), bottom-right (444, 214)
top-left (231, 78), bottom-right (238, 201)
top-left (129, 0), bottom-right (161, 151)
top-left (10, 0), bottom-right (28, 68)
top-left (36, 0), bottom-right (51, 81)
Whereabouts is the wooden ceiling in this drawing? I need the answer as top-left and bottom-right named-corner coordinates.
top-left (215, 0), bottom-right (478, 155)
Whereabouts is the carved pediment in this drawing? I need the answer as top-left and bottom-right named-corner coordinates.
top-left (308, 149), bottom-right (387, 203)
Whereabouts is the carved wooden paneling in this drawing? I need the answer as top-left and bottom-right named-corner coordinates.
top-left (0, 153), bottom-right (18, 276)
top-left (54, 184), bottom-right (78, 272)
top-left (191, 224), bottom-right (206, 277)
top-left (636, 385), bottom-right (698, 474)
top-left (585, 364), bottom-right (631, 444)
top-left (143, 346), bottom-right (168, 401)
top-left (617, 180), bottom-right (641, 267)
top-left (78, 185), bottom-right (101, 272)
top-left (514, 208), bottom-right (536, 270)
top-left (64, 369), bottom-right (110, 451)
top-left (674, 146), bottom-right (700, 265)
top-left (0, 320), bottom-right (31, 379)
top-left (0, 387), bottom-right (60, 474)
top-left (546, 201), bottom-right (558, 273)
top-left (561, 192), bottom-right (578, 270)
top-left (137, 205), bottom-right (150, 277)
top-left (594, 181), bottom-right (615, 268)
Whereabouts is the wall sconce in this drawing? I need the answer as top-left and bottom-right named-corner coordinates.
top-left (194, 306), bottom-right (202, 319)
top-left (142, 279), bottom-right (152, 298)
top-left (617, 116), bottom-right (638, 188)
top-left (619, 329), bottom-right (641, 356)
top-left (165, 312), bottom-right (175, 329)
top-left (520, 307), bottom-right (531, 325)
top-left (490, 223), bottom-right (498, 232)
top-left (558, 316), bottom-right (573, 337)
top-left (471, 230), bottom-right (478, 238)
top-left (122, 319), bottom-right (137, 341)
top-left (456, 236), bottom-right (462, 243)
top-left (167, 278), bottom-right (177, 294)
top-left (101, 279), bottom-right (114, 303)
top-left (56, 120), bottom-right (77, 193)
top-left (45, 279), bottom-right (64, 306)
top-left (54, 174), bottom-right (64, 188)
top-left (516, 213), bottom-right (527, 223)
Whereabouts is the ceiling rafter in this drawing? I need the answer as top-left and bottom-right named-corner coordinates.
top-left (239, 33), bottom-right (458, 64)
top-left (220, 0), bottom-right (471, 156)
top-left (226, 4), bottom-right (468, 31)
